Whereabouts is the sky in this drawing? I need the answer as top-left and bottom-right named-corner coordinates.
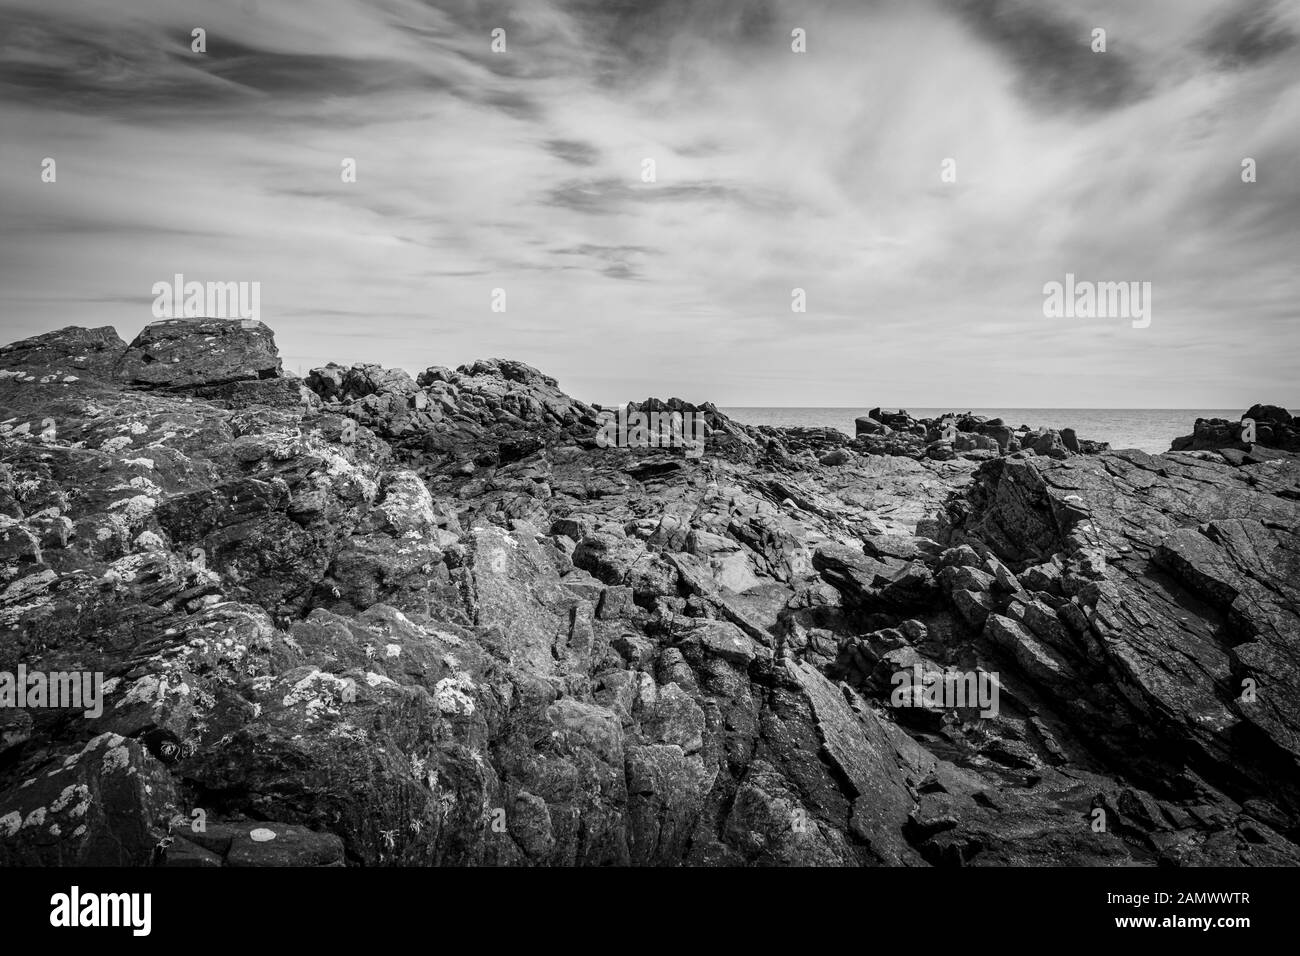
top-left (1, 0), bottom-right (1298, 407)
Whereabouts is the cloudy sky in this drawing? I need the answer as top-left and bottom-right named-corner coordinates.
top-left (1, 0), bottom-right (1297, 407)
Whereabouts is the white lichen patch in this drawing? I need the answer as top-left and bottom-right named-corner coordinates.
top-left (110, 475), bottom-right (162, 497)
top-left (0, 569), bottom-right (58, 629)
top-left (107, 495), bottom-right (156, 525)
top-left (83, 732), bottom-right (125, 752)
top-left (100, 435), bottom-right (132, 452)
top-left (133, 530), bottom-right (166, 551)
top-left (281, 669), bottom-right (352, 720)
top-left (434, 672), bottom-right (477, 716)
top-left (101, 742), bottom-right (132, 774)
top-left (0, 811), bottom-right (21, 837)
top-left (364, 671), bottom-right (394, 687)
top-left (115, 674), bottom-right (164, 709)
top-left (385, 643), bottom-right (401, 658)
top-left (121, 457), bottom-right (155, 470)
top-left (328, 722), bottom-right (367, 743)
top-left (428, 628), bottom-right (464, 647)
top-left (409, 753), bottom-right (427, 781)
top-left (23, 807), bottom-right (47, 828)
top-left (313, 442), bottom-right (380, 502)
top-left (51, 783), bottom-right (89, 814)
top-left (1, 567), bottom-right (56, 597)
top-left (376, 471), bottom-right (438, 534)
top-left (101, 552), bottom-right (165, 586)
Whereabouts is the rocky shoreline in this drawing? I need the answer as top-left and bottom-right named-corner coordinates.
top-left (1, 319), bottom-right (1297, 867)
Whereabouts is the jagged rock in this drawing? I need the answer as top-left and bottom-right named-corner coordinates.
top-left (0, 325), bottom-right (125, 381)
top-left (819, 449), bottom-right (851, 466)
top-left (3, 322), bottom-right (1298, 868)
top-left (1170, 405), bottom-right (1298, 455)
top-left (984, 614), bottom-right (1076, 688)
top-left (115, 319), bottom-right (282, 390)
top-left (0, 734), bottom-right (177, 866)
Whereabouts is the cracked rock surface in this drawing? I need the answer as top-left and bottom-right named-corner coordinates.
top-left (1, 320), bottom-right (1297, 866)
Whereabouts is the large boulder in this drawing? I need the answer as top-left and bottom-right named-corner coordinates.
top-left (1170, 405), bottom-right (1298, 455)
top-left (114, 319), bottom-right (281, 390)
top-left (0, 325), bottom-right (126, 382)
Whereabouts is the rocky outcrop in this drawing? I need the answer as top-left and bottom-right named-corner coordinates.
top-left (304, 357), bottom-right (606, 470)
top-left (853, 408), bottom-right (1108, 462)
top-left (1171, 405), bottom-right (1299, 458)
top-left (1, 320), bottom-right (1297, 867)
top-left (114, 319), bottom-right (282, 391)
top-left (0, 325), bottom-right (126, 383)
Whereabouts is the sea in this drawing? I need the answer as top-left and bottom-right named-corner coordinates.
top-left (718, 409), bottom-right (1246, 455)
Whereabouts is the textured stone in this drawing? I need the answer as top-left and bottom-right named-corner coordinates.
top-left (2, 322), bottom-right (1296, 868)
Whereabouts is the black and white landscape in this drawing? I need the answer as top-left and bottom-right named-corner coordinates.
top-left (1, 0), bottom-right (1299, 872)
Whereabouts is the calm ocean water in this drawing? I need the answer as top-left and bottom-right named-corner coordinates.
top-left (718, 409), bottom-right (1245, 455)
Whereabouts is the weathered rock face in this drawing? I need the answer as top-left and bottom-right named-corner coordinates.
top-left (305, 356), bottom-right (607, 470)
top-left (0, 325), bottom-right (126, 383)
top-left (2, 321), bottom-right (1297, 867)
top-left (853, 409), bottom-right (1106, 462)
top-left (114, 319), bottom-right (282, 391)
top-left (1171, 405), bottom-right (1299, 456)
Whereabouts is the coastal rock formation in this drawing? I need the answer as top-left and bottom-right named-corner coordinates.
top-left (1170, 405), bottom-right (1300, 458)
top-left (1, 320), bottom-right (1297, 867)
top-left (114, 318), bottom-right (282, 391)
top-left (853, 408), bottom-right (1109, 461)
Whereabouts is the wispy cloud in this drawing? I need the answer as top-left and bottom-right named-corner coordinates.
top-left (0, 0), bottom-right (1296, 407)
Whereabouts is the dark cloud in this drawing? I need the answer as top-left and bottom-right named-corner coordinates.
top-left (543, 177), bottom-right (633, 214)
top-left (460, 87), bottom-right (544, 121)
top-left (554, 243), bottom-right (655, 257)
top-left (553, 243), bottom-right (656, 279)
top-left (674, 138), bottom-right (730, 158)
top-left (949, 0), bottom-right (1153, 113)
top-left (542, 176), bottom-right (757, 214)
top-left (1199, 0), bottom-right (1297, 69)
top-left (543, 138), bottom-right (601, 166)
top-left (0, 12), bottom-right (450, 112)
top-left (600, 263), bottom-right (641, 280)
top-left (6, 217), bottom-right (215, 238)
top-left (0, 13), bottom-right (218, 107)
top-left (560, 0), bottom-right (780, 80)
top-left (203, 39), bottom-right (445, 98)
